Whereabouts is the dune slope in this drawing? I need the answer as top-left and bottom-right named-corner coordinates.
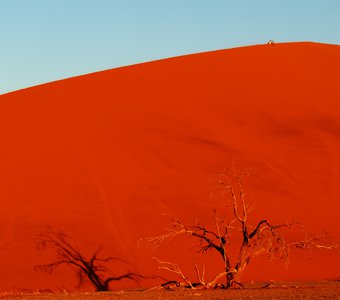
top-left (0, 42), bottom-right (339, 290)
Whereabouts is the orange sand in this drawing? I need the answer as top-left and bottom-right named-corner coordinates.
top-left (0, 42), bottom-right (339, 291)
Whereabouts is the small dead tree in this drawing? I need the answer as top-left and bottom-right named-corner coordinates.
top-left (36, 230), bottom-right (141, 291)
top-left (141, 167), bottom-right (339, 289)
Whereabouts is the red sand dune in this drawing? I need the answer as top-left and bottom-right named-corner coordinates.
top-left (0, 42), bottom-right (339, 291)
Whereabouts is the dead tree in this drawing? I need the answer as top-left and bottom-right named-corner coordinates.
top-left (141, 167), bottom-right (339, 289)
top-left (36, 230), bottom-right (141, 291)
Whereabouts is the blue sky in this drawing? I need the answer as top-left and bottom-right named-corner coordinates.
top-left (1, 0), bottom-right (340, 94)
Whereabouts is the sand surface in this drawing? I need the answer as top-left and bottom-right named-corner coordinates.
top-left (0, 281), bottom-right (339, 299)
top-left (0, 42), bottom-right (339, 291)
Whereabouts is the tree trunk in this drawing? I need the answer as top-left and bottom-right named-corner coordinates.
top-left (225, 271), bottom-right (234, 288)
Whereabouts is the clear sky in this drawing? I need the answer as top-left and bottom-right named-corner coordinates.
top-left (1, 0), bottom-right (340, 94)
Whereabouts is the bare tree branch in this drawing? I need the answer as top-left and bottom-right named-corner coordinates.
top-left (153, 257), bottom-right (195, 289)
